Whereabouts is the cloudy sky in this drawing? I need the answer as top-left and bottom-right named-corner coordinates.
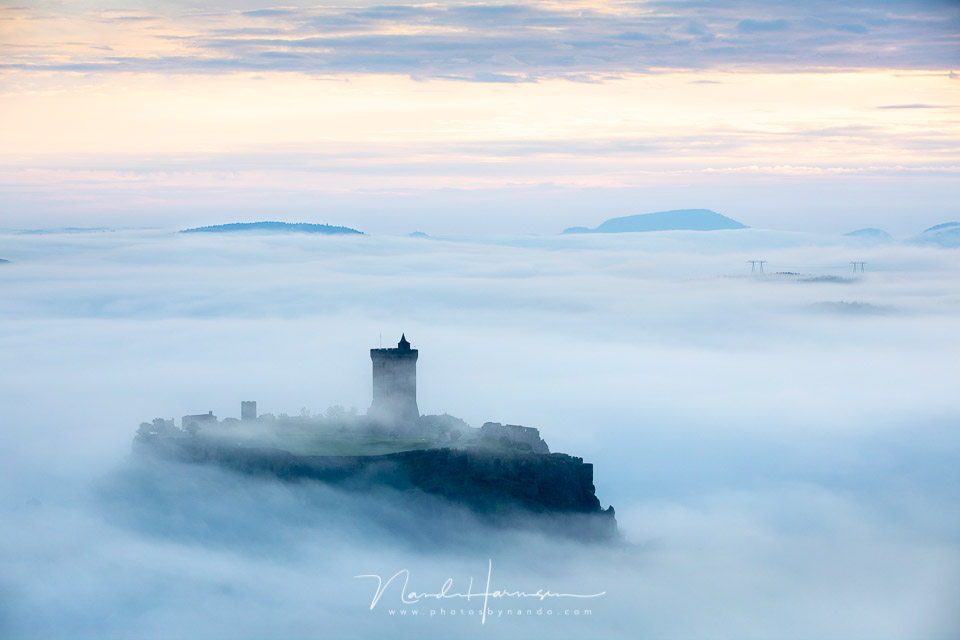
top-left (1, 0), bottom-right (958, 234)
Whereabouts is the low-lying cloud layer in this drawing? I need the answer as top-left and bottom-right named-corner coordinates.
top-left (0, 229), bottom-right (958, 638)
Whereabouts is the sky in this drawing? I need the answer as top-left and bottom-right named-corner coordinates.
top-left (1, 0), bottom-right (959, 234)
top-left (1, 3), bottom-right (960, 639)
top-left (0, 229), bottom-right (959, 638)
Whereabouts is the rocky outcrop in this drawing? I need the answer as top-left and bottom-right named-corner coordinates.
top-left (138, 437), bottom-right (617, 540)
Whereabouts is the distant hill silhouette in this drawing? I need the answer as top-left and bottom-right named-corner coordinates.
top-left (0, 258), bottom-right (10, 264)
top-left (181, 222), bottom-right (362, 235)
top-left (908, 222), bottom-right (960, 248)
top-left (18, 227), bottom-right (113, 235)
top-left (843, 228), bottom-right (894, 243)
top-left (563, 209), bottom-right (748, 234)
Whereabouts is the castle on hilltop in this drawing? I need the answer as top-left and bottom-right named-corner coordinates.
top-left (133, 334), bottom-right (615, 540)
top-left (138, 333), bottom-right (549, 453)
top-left (368, 334), bottom-right (419, 425)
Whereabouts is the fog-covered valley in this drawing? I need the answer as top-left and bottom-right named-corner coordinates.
top-left (1, 228), bottom-right (958, 638)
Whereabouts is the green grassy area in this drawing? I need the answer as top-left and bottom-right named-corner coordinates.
top-left (198, 422), bottom-right (536, 457)
top-left (203, 428), bottom-right (441, 456)
top-left (275, 433), bottom-right (436, 456)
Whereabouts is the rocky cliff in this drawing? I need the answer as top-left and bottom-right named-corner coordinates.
top-left (138, 437), bottom-right (618, 540)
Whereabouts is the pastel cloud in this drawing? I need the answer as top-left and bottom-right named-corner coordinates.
top-left (0, 1), bottom-right (958, 232)
top-left (1, 1), bottom-right (957, 79)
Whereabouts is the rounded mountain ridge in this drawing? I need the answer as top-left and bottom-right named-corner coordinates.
top-left (563, 209), bottom-right (748, 234)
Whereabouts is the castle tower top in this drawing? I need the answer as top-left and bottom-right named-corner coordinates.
top-left (398, 334), bottom-right (410, 350)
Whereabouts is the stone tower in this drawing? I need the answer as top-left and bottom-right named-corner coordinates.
top-left (368, 334), bottom-right (419, 424)
top-left (240, 400), bottom-right (257, 421)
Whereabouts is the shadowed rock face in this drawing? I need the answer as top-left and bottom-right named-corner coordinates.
top-left (138, 438), bottom-right (618, 541)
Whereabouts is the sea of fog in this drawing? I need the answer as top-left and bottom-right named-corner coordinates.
top-left (0, 228), bottom-right (958, 639)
